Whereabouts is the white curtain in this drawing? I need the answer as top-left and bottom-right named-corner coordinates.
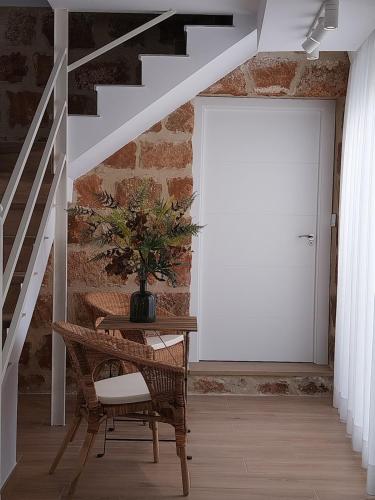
top-left (334, 29), bottom-right (375, 495)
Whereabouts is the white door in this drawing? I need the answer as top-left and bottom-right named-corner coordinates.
top-left (192, 98), bottom-right (335, 363)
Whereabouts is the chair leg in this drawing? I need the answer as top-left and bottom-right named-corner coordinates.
top-left (177, 445), bottom-right (190, 496)
top-left (151, 421), bottom-right (159, 463)
top-left (49, 415), bottom-right (82, 475)
top-left (66, 428), bottom-right (98, 497)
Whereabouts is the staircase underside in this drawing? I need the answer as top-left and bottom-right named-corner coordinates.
top-left (68, 15), bottom-right (258, 179)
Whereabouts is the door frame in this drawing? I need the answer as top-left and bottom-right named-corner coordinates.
top-left (189, 97), bottom-right (335, 364)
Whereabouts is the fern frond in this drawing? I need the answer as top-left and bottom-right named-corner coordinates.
top-left (68, 206), bottom-right (96, 217)
top-left (95, 191), bottom-right (119, 208)
top-left (89, 248), bottom-right (124, 262)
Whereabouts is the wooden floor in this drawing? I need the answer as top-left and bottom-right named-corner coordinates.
top-left (2, 394), bottom-right (370, 500)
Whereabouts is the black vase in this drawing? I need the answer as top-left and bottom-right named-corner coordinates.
top-left (130, 279), bottom-right (156, 323)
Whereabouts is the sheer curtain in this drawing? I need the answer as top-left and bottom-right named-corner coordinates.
top-left (334, 29), bottom-right (375, 495)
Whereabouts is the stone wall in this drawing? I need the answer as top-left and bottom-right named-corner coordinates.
top-left (55, 51), bottom-right (348, 392)
top-left (0, 7), bottom-right (53, 142)
top-left (14, 45), bottom-right (349, 390)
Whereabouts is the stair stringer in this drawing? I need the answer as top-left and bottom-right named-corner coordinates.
top-left (68, 28), bottom-right (258, 180)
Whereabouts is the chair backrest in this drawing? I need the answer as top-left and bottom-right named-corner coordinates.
top-left (53, 321), bottom-right (154, 409)
top-left (84, 291), bottom-right (176, 320)
top-left (85, 292), bottom-right (130, 320)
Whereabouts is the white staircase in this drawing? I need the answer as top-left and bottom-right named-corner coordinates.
top-left (68, 14), bottom-right (258, 179)
top-left (1, 9), bottom-right (258, 487)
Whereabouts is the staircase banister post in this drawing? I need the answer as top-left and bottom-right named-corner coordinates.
top-left (51, 8), bottom-right (68, 427)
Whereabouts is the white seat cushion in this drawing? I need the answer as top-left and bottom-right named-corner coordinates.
top-left (95, 372), bottom-right (151, 405)
top-left (146, 334), bottom-right (184, 351)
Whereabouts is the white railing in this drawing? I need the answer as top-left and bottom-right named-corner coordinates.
top-left (2, 155), bottom-right (66, 379)
top-left (0, 15), bottom-right (68, 479)
top-left (0, 49), bottom-right (66, 221)
top-left (0, 49), bottom-right (67, 383)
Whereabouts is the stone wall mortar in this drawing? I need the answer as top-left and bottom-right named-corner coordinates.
top-left (189, 374), bottom-right (333, 396)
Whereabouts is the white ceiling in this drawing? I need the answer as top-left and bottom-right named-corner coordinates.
top-left (44, 0), bottom-right (375, 52)
top-left (258, 0), bottom-right (375, 52)
top-left (46, 0), bottom-right (260, 14)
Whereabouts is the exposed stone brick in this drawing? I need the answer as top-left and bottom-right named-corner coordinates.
top-left (193, 378), bottom-right (226, 394)
top-left (7, 91), bottom-right (50, 128)
top-left (41, 11), bottom-right (54, 47)
top-left (0, 52), bottom-right (27, 83)
top-left (156, 292), bottom-right (190, 316)
top-left (35, 334), bottom-right (52, 370)
top-left (172, 253), bottom-right (191, 287)
top-left (103, 141), bottom-right (136, 169)
top-left (296, 59), bottom-right (349, 97)
top-left (19, 341), bottom-right (31, 366)
top-left (167, 176), bottom-right (193, 201)
top-left (19, 374), bottom-right (45, 392)
top-left (140, 141), bottom-right (192, 169)
top-left (31, 294), bottom-right (52, 329)
top-left (108, 13), bottom-right (155, 44)
top-left (6, 9), bottom-right (36, 45)
top-left (33, 52), bottom-right (53, 87)
top-left (257, 381), bottom-right (289, 395)
top-left (115, 177), bottom-right (162, 206)
top-left (248, 56), bottom-right (298, 95)
top-left (73, 60), bottom-right (130, 90)
top-left (298, 379), bottom-right (330, 395)
top-left (68, 214), bottom-right (90, 245)
top-left (202, 67), bottom-right (247, 96)
top-left (68, 94), bottom-right (97, 115)
top-left (165, 102), bottom-right (194, 133)
top-left (68, 292), bottom-right (97, 327)
top-left (146, 121), bottom-right (162, 133)
top-left (68, 250), bottom-right (120, 287)
top-left (69, 13), bottom-right (95, 49)
top-left (75, 173), bottom-right (103, 207)
top-left (42, 252), bottom-right (53, 289)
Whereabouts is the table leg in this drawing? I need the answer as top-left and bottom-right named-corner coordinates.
top-left (184, 332), bottom-right (193, 460)
top-left (184, 331), bottom-right (190, 399)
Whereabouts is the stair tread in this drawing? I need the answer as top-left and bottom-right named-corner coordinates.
top-left (189, 362), bottom-right (333, 377)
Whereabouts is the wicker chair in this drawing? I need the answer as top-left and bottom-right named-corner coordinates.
top-left (49, 321), bottom-right (189, 497)
top-left (84, 292), bottom-right (184, 366)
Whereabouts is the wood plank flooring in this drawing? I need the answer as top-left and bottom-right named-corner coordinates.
top-left (2, 394), bottom-right (370, 500)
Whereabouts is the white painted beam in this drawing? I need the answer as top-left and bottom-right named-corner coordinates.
top-left (51, 8), bottom-right (68, 427)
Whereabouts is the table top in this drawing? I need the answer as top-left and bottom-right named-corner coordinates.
top-left (98, 315), bottom-right (198, 332)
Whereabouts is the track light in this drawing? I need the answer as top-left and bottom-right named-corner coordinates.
top-left (302, 37), bottom-right (320, 54)
top-left (307, 48), bottom-right (319, 60)
top-left (310, 18), bottom-right (326, 43)
top-left (324, 0), bottom-right (339, 30)
top-left (301, 0), bottom-right (339, 60)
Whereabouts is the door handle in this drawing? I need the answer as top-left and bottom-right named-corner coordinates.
top-left (298, 234), bottom-right (315, 245)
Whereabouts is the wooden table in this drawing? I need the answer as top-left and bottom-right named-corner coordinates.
top-left (97, 316), bottom-right (197, 460)
top-left (97, 315), bottom-right (198, 397)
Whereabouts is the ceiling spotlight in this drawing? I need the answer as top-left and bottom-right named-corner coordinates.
top-left (302, 37), bottom-right (320, 54)
top-left (324, 0), bottom-right (339, 30)
top-left (307, 48), bottom-right (319, 60)
top-left (310, 18), bottom-right (326, 43)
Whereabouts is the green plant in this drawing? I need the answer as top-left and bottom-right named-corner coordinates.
top-left (68, 180), bottom-right (202, 286)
